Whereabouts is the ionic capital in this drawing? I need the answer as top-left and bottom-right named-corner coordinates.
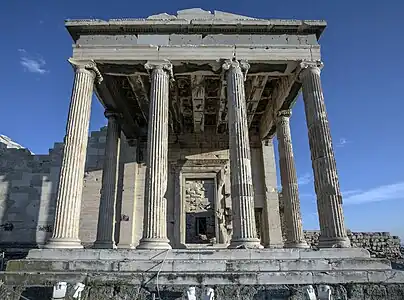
top-left (222, 59), bottom-right (250, 81)
top-left (144, 60), bottom-right (174, 81)
top-left (68, 58), bottom-right (103, 83)
top-left (104, 110), bottom-right (122, 120)
top-left (276, 109), bottom-right (292, 119)
top-left (299, 61), bottom-right (324, 80)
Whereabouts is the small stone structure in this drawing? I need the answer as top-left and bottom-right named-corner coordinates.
top-left (1, 8), bottom-right (404, 299)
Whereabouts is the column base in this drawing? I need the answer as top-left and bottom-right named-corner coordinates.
top-left (117, 244), bottom-right (136, 249)
top-left (136, 238), bottom-right (172, 250)
top-left (318, 236), bottom-right (351, 248)
top-left (93, 241), bottom-right (117, 249)
top-left (264, 243), bottom-right (284, 249)
top-left (43, 238), bottom-right (83, 249)
top-left (228, 238), bottom-right (263, 249)
top-left (284, 240), bottom-right (310, 249)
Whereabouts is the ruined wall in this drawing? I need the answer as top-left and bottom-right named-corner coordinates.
top-left (0, 139), bottom-right (63, 248)
top-left (278, 194), bottom-right (402, 259)
top-left (0, 127), bottom-right (129, 248)
top-left (305, 230), bottom-right (402, 259)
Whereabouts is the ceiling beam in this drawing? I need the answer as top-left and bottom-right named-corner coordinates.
top-left (216, 78), bottom-right (227, 134)
top-left (191, 75), bottom-right (205, 133)
top-left (103, 76), bottom-right (142, 138)
top-left (127, 75), bottom-right (149, 123)
top-left (259, 71), bottom-right (300, 139)
top-left (170, 80), bottom-right (183, 133)
top-left (246, 75), bottom-right (269, 127)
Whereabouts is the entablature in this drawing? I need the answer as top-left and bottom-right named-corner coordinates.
top-left (66, 8), bottom-right (326, 42)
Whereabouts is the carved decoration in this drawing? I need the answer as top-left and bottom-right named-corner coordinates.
top-left (185, 180), bottom-right (211, 212)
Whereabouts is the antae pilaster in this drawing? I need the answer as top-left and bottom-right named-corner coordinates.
top-left (45, 59), bottom-right (102, 249)
top-left (137, 60), bottom-right (173, 250)
top-left (300, 61), bottom-right (350, 248)
top-left (94, 110), bottom-right (121, 249)
top-left (276, 110), bottom-right (308, 248)
top-left (223, 59), bottom-right (262, 249)
top-left (118, 138), bottom-right (138, 249)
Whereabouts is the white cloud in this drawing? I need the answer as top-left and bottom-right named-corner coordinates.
top-left (18, 49), bottom-right (48, 74)
top-left (336, 137), bottom-right (350, 148)
top-left (297, 173), bottom-right (312, 186)
top-left (277, 173), bottom-right (313, 192)
top-left (343, 182), bottom-right (404, 205)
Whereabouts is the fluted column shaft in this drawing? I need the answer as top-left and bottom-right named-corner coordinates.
top-left (224, 60), bottom-right (262, 249)
top-left (45, 59), bottom-right (102, 249)
top-left (276, 110), bottom-right (308, 248)
top-left (94, 111), bottom-right (121, 249)
top-left (137, 61), bottom-right (172, 249)
top-left (300, 62), bottom-right (350, 248)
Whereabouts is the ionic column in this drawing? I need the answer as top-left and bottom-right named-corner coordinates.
top-left (45, 59), bottom-right (102, 249)
top-left (223, 59), bottom-right (262, 249)
top-left (300, 61), bottom-right (350, 248)
top-left (94, 110), bottom-right (121, 249)
top-left (276, 110), bottom-right (308, 248)
top-left (137, 60), bottom-right (172, 249)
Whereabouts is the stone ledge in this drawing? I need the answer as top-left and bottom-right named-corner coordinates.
top-left (1, 270), bottom-right (404, 286)
top-left (6, 258), bottom-right (392, 273)
top-left (26, 248), bottom-right (371, 260)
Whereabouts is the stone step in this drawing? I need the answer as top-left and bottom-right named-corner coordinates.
top-left (26, 248), bottom-right (371, 261)
top-left (2, 269), bottom-right (404, 286)
top-left (7, 258), bottom-right (391, 273)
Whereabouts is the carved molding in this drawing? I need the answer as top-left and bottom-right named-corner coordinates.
top-left (171, 159), bottom-right (228, 172)
top-left (222, 59), bottom-right (250, 81)
top-left (276, 109), bottom-right (292, 119)
top-left (68, 58), bottom-right (103, 83)
top-left (144, 59), bottom-right (174, 81)
top-left (104, 110), bottom-right (122, 119)
top-left (173, 158), bottom-right (229, 247)
top-left (299, 61), bottom-right (323, 80)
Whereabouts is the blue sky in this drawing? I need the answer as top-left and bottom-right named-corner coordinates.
top-left (1, 1), bottom-right (403, 239)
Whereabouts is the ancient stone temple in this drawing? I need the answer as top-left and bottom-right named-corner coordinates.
top-left (1, 8), bottom-right (404, 300)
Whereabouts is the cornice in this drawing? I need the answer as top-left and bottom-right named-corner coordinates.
top-left (65, 19), bottom-right (327, 42)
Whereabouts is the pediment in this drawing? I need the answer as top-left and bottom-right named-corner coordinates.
top-left (147, 8), bottom-right (261, 21)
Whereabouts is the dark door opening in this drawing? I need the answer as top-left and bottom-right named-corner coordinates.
top-left (195, 217), bottom-right (207, 236)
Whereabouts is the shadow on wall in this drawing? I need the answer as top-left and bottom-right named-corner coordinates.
top-left (0, 140), bottom-right (61, 252)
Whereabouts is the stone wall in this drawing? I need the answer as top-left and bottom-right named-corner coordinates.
top-left (304, 230), bottom-right (402, 259)
top-left (279, 193), bottom-right (402, 259)
top-left (0, 137), bottom-right (63, 248)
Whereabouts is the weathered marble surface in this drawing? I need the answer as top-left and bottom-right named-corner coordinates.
top-left (45, 59), bottom-right (102, 249)
top-left (300, 61), bottom-right (350, 248)
top-left (93, 111), bottom-right (121, 249)
top-left (224, 59), bottom-right (261, 249)
top-left (137, 61), bottom-right (172, 250)
top-left (276, 110), bottom-right (307, 249)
